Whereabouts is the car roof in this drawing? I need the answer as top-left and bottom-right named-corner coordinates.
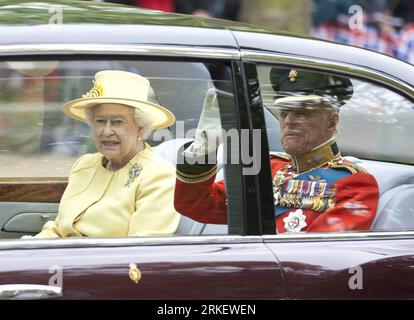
top-left (0, 0), bottom-right (412, 86)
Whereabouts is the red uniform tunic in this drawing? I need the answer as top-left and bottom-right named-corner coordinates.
top-left (175, 155), bottom-right (379, 233)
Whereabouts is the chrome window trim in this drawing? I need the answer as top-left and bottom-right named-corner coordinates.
top-left (0, 235), bottom-right (263, 251)
top-left (0, 44), bottom-right (240, 60)
top-left (263, 231), bottom-right (414, 243)
top-left (241, 50), bottom-right (414, 99)
top-left (2, 231), bottom-right (414, 250)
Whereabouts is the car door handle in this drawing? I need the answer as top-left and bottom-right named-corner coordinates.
top-left (0, 284), bottom-right (62, 300)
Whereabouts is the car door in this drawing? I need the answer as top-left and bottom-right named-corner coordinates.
top-left (0, 236), bottom-right (286, 300)
top-left (0, 49), bottom-right (288, 299)
top-left (264, 233), bottom-right (414, 299)
top-left (240, 44), bottom-right (414, 298)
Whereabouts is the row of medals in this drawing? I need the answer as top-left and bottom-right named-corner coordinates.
top-left (272, 164), bottom-right (335, 213)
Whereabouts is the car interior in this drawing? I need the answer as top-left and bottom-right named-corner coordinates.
top-left (261, 75), bottom-right (414, 233)
top-left (0, 61), bottom-right (414, 239)
top-left (0, 59), bottom-right (231, 239)
top-left (153, 105), bottom-right (414, 235)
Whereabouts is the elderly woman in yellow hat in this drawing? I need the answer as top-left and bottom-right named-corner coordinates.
top-left (34, 70), bottom-right (180, 238)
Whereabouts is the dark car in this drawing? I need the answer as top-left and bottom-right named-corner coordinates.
top-left (0, 0), bottom-right (413, 300)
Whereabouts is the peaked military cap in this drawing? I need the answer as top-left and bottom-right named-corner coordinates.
top-left (270, 67), bottom-right (353, 111)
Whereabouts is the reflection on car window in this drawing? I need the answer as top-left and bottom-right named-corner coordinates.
top-left (0, 59), bottom-right (237, 239)
top-left (258, 64), bottom-right (414, 233)
top-left (337, 81), bottom-right (413, 164)
top-left (0, 60), bottom-right (225, 177)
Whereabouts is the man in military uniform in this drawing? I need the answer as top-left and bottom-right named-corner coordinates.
top-left (174, 68), bottom-right (379, 233)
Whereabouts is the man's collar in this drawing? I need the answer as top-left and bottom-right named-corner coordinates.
top-left (290, 137), bottom-right (340, 173)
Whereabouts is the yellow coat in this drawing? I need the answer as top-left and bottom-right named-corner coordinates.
top-left (36, 145), bottom-right (180, 238)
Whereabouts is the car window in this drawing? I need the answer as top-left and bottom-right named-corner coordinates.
top-left (257, 64), bottom-right (414, 233)
top-left (0, 59), bottom-right (239, 239)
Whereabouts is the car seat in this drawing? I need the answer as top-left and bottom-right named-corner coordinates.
top-left (344, 157), bottom-right (414, 231)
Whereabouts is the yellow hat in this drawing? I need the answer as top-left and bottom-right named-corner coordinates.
top-left (62, 70), bottom-right (175, 129)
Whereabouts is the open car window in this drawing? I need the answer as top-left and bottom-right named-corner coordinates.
top-left (0, 59), bottom-right (240, 239)
top-left (257, 64), bottom-right (414, 233)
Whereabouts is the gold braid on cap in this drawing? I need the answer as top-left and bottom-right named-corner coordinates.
top-left (82, 80), bottom-right (104, 98)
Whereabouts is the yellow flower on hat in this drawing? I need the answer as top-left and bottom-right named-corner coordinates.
top-left (82, 81), bottom-right (104, 98)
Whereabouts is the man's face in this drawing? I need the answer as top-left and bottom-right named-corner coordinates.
top-left (92, 103), bottom-right (141, 165)
top-left (279, 105), bottom-right (338, 157)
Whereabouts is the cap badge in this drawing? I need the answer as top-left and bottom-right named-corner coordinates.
top-left (82, 80), bottom-right (104, 98)
top-left (288, 68), bottom-right (298, 83)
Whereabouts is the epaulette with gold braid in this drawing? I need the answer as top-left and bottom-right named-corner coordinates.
top-left (329, 160), bottom-right (368, 174)
top-left (269, 151), bottom-right (290, 161)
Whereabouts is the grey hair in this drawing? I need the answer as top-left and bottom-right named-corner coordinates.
top-left (85, 104), bottom-right (154, 140)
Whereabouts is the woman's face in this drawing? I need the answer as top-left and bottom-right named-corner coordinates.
top-left (91, 103), bottom-right (142, 166)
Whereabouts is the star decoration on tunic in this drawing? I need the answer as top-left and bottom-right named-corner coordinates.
top-left (283, 209), bottom-right (307, 232)
top-left (125, 163), bottom-right (142, 188)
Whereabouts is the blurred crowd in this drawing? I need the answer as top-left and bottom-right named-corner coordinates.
top-left (100, 0), bottom-right (241, 20)
top-left (99, 0), bottom-right (413, 64)
top-left (312, 0), bottom-right (414, 63)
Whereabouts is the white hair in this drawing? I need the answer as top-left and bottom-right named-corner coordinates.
top-left (85, 104), bottom-right (154, 140)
